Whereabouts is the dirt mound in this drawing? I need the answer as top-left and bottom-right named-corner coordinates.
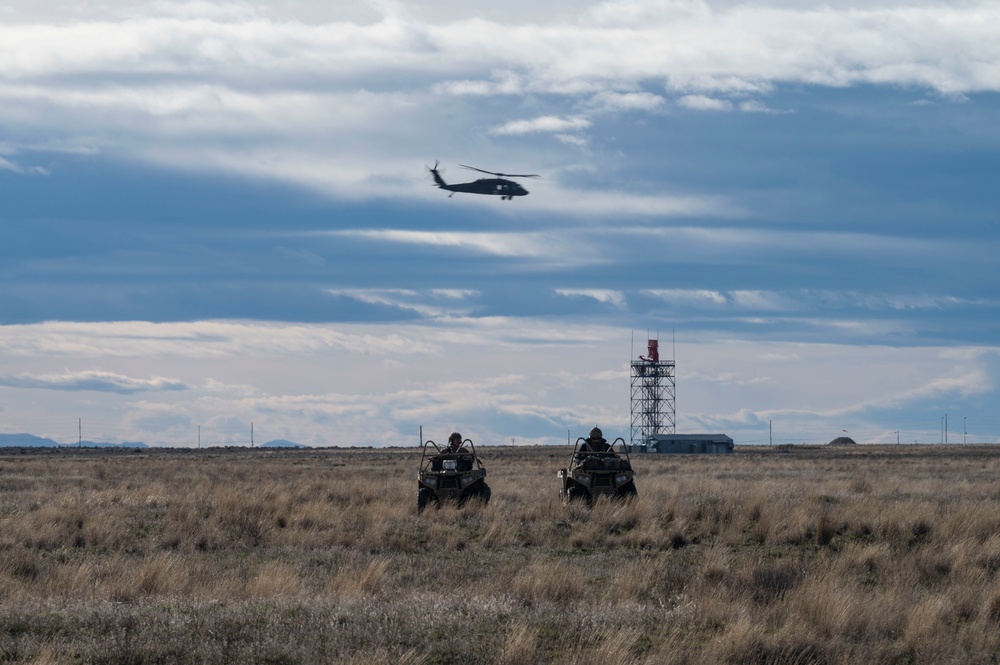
top-left (828, 436), bottom-right (857, 445)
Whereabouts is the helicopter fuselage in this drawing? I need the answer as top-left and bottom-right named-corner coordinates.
top-left (442, 178), bottom-right (528, 198)
top-left (430, 167), bottom-right (529, 200)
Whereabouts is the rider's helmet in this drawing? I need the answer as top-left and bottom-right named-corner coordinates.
top-left (589, 427), bottom-right (603, 440)
top-left (449, 432), bottom-right (463, 446)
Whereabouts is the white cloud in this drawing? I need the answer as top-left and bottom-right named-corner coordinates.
top-left (0, 320), bottom-right (441, 359)
top-left (326, 288), bottom-right (481, 317)
top-left (2, 6), bottom-right (998, 94)
top-left (489, 115), bottom-right (591, 136)
top-left (583, 0), bottom-right (711, 27)
top-left (555, 133), bottom-right (589, 147)
top-left (0, 154), bottom-right (48, 175)
top-left (618, 225), bottom-right (997, 266)
top-left (431, 289), bottom-right (479, 299)
top-left (526, 188), bottom-right (734, 217)
top-left (145, 1), bottom-right (265, 21)
top-left (826, 292), bottom-right (996, 311)
top-left (643, 289), bottom-right (728, 306)
top-left (675, 340), bottom-right (1000, 443)
top-left (677, 95), bottom-right (733, 111)
top-left (728, 290), bottom-right (791, 310)
top-left (0, 155), bottom-right (22, 172)
top-left (554, 289), bottom-right (627, 307)
top-left (641, 288), bottom-right (791, 310)
top-left (641, 288), bottom-right (1000, 314)
top-left (434, 70), bottom-right (526, 96)
top-left (326, 229), bottom-right (582, 260)
top-left (669, 75), bottom-right (774, 96)
top-left (0, 370), bottom-right (188, 394)
top-left (739, 99), bottom-right (791, 114)
top-left (586, 90), bottom-right (666, 112)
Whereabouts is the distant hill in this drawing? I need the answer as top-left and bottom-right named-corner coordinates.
top-left (0, 433), bottom-right (62, 447)
top-left (1, 432), bottom-right (305, 449)
top-left (81, 441), bottom-right (148, 449)
top-left (828, 436), bottom-right (857, 445)
top-left (261, 439), bottom-right (308, 448)
top-left (0, 433), bottom-right (148, 448)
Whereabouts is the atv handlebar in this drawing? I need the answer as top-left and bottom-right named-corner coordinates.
top-left (419, 438), bottom-right (484, 471)
top-left (571, 436), bottom-right (631, 461)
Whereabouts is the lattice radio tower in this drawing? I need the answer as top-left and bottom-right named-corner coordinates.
top-left (630, 336), bottom-right (676, 448)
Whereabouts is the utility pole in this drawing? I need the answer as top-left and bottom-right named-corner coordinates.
top-left (78, 418), bottom-right (82, 447)
top-left (895, 430), bottom-right (899, 445)
top-left (251, 421), bottom-right (254, 448)
top-left (964, 416), bottom-right (967, 444)
top-left (769, 420), bottom-right (772, 446)
top-left (945, 413), bottom-right (948, 444)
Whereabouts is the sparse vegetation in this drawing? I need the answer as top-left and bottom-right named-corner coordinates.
top-left (3, 444), bottom-right (1000, 663)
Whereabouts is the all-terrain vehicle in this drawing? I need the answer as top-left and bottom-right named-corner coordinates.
top-left (417, 436), bottom-right (491, 512)
top-left (558, 436), bottom-right (637, 505)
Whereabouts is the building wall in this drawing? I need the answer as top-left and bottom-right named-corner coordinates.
top-left (645, 435), bottom-right (734, 454)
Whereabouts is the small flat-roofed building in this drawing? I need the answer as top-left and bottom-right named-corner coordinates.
top-left (643, 434), bottom-right (734, 454)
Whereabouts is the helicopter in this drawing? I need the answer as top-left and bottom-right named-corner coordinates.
top-left (428, 162), bottom-right (539, 200)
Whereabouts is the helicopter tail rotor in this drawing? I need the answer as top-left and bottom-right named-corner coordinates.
top-left (427, 160), bottom-right (447, 188)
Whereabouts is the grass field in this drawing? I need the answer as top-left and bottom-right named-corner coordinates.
top-left (3, 444), bottom-right (1000, 664)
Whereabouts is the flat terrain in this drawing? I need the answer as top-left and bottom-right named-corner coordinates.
top-left (3, 444), bottom-right (1000, 664)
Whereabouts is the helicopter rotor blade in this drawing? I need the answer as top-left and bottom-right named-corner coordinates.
top-left (461, 164), bottom-right (540, 179)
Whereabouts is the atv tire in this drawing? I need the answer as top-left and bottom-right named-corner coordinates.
top-left (418, 487), bottom-right (439, 513)
top-left (567, 485), bottom-right (592, 506)
top-left (477, 482), bottom-right (491, 505)
top-left (615, 480), bottom-right (638, 501)
top-left (459, 481), bottom-right (491, 507)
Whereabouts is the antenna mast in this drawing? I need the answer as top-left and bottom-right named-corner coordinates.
top-left (630, 334), bottom-right (676, 449)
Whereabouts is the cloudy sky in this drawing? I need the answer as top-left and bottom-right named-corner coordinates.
top-left (1, 0), bottom-right (998, 447)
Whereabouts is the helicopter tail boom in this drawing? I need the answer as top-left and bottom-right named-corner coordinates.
top-left (428, 161), bottom-right (448, 188)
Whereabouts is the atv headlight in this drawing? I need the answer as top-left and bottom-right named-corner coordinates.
top-left (461, 475), bottom-right (475, 486)
top-left (423, 477), bottom-right (437, 488)
top-left (615, 474), bottom-right (628, 485)
top-left (443, 459), bottom-right (458, 471)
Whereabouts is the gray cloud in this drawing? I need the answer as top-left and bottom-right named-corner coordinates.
top-left (0, 370), bottom-right (188, 394)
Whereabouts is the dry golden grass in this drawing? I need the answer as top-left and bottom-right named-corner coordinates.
top-left (2, 444), bottom-right (1000, 663)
